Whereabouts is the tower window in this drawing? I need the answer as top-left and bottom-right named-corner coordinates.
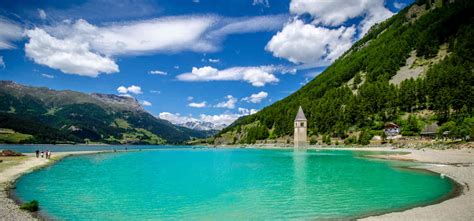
top-left (300, 122), bottom-right (304, 127)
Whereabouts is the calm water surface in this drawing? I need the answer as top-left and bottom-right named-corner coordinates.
top-left (15, 148), bottom-right (454, 220)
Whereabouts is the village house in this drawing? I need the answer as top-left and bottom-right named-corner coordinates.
top-left (384, 122), bottom-right (401, 139)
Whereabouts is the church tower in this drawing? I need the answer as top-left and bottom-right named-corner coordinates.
top-left (294, 106), bottom-right (307, 148)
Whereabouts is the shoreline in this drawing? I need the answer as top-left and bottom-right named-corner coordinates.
top-left (0, 147), bottom-right (472, 220)
top-left (0, 151), bottom-right (106, 220)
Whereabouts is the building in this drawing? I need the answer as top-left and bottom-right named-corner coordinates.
top-left (294, 106), bottom-right (307, 148)
top-left (384, 122), bottom-right (400, 139)
top-left (421, 122), bottom-right (439, 139)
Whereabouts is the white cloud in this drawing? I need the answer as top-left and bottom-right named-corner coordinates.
top-left (266, 19), bottom-right (356, 65)
top-left (141, 100), bottom-right (152, 106)
top-left (266, 0), bottom-right (393, 65)
top-left (41, 73), bottom-right (55, 79)
top-left (208, 58), bottom-right (220, 63)
top-left (150, 90), bottom-right (161, 94)
top-left (149, 70), bottom-right (167, 75)
top-left (238, 107), bottom-right (258, 115)
top-left (47, 17), bottom-right (216, 56)
top-left (174, 65), bottom-right (180, 69)
top-left (176, 65), bottom-right (279, 87)
top-left (215, 95), bottom-right (238, 109)
top-left (24, 15), bottom-right (285, 76)
top-left (187, 96), bottom-right (194, 101)
top-left (159, 112), bottom-right (195, 125)
top-left (117, 85), bottom-right (142, 94)
top-left (253, 0), bottom-right (270, 7)
top-left (208, 15), bottom-right (286, 39)
top-left (290, 0), bottom-right (391, 27)
top-left (0, 18), bottom-right (23, 50)
top-left (25, 28), bottom-right (119, 77)
top-left (38, 9), bottom-right (47, 20)
top-left (393, 2), bottom-right (406, 10)
top-left (0, 56), bottom-right (4, 69)
top-left (242, 91), bottom-right (268, 103)
top-left (189, 101), bottom-right (207, 108)
top-left (358, 4), bottom-right (393, 37)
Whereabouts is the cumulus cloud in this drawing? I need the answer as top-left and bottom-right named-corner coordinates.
top-left (25, 28), bottom-right (119, 77)
top-left (0, 56), bottom-right (4, 69)
top-left (117, 85), bottom-right (142, 94)
top-left (141, 100), bottom-right (152, 106)
top-left (149, 70), bottom-right (167, 75)
top-left (242, 91), bottom-right (268, 103)
top-left (0, 18), bottom-right (23, 50)
top-left (176, 65), bottom-right (280, 87)
top-left (290, 0), bottom-right (392, 27)
top-left (266, 19), bottom-right (356, 65)
top-left (215, 95), bottom-right (238, 109)
top-left (266, 0), bottom-right (394, 65)
top-left (208, 58), bottom-right (220, 63)
top-left (187, 96), bottom-right (194, 101)
top-left (189, 101), bottom-right (207, 108)
top-left (358, 4), bottom-right (393, 37)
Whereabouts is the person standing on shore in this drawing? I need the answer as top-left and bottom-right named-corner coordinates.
top-left (48, 151), bottom-right (52, 159)
top-left (35, 150), bottom-right (39, 158)
top-left (41, 151), bottom-right (44, 158)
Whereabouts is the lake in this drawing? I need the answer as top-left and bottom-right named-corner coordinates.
top-left (14, 148), bottom-right (454, 220)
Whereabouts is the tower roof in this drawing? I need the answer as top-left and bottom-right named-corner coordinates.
top-left (295, 106), bottom-right (307, 121)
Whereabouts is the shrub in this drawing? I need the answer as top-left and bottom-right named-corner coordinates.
top-left (309, 136), bottom-right (317, 145)
top-left (358, 130), bottom-right (373, 145)
top-left (20, 200), bottom-right (39, 212)
top-left (344, 136), bottom-right (357, 145)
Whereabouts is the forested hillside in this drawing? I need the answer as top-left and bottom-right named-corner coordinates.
top-left (0, 81), bottom-right (212, 144)
top-left (216, 0), bottom-right (473, 145)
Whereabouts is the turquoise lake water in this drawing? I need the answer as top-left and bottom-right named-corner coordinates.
top-left (14, 148), bottom-right (454, 220)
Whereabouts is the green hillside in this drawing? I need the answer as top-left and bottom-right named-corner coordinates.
top-left (0, 81), bottom-right (212, 144)
top-left (216, 0), bottom-right (474, 145)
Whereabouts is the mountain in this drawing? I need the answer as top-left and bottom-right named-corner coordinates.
top-left (215, 0), bottom-right (474, 145)
top-left (178, 121), bottom-right (227, 131)
top-left (0, 81), bottom-right (211, 144)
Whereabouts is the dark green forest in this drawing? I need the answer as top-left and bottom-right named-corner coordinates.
top-left (217, 0), bottom-right (474, 144)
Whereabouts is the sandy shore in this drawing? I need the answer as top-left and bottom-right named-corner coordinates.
top-left (359, 147), bottom-right (474, 220)
top-left (1, 146), bottom-right (473, 220)
top-left (0, 151), bottom-right (103, 221)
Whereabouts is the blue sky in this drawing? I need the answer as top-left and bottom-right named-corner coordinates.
top-left (0, 0), bottom-right (413, 125)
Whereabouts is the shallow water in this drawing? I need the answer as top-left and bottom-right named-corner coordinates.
top-left (15, 148), bottom-right (453, 220)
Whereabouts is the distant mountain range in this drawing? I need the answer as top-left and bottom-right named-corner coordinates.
top-left (0, 81), bottom-right (213, 144)
top-left (178, 121), bottom-right (227, 131)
